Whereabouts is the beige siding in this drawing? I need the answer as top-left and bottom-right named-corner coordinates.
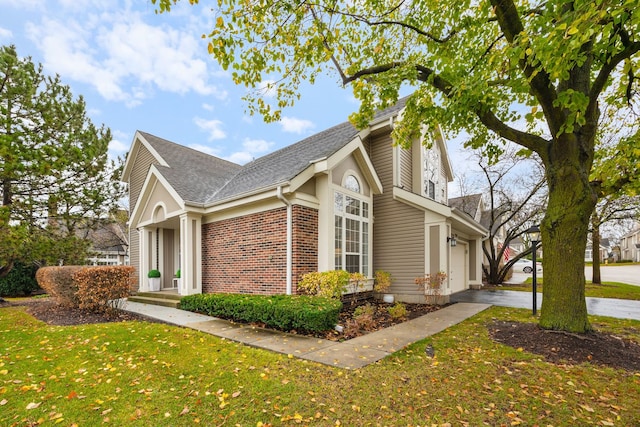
top-left (371, 134), bottom-right (425, 297)
top-left (129, 144), bottom-right (157, 211)
top-left (332, 156), bottom-right (371, 195)
top-left (399, 147), bottom-right (413, 192)
top-left (127, 142), bottom-right (160, 287)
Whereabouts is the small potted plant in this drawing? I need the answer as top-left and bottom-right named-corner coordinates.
top-left (148, 269), bottom-right (161, 291)
top-left (174, 269), bottom-right (181, 288)
top-left (374, 270), bottom-right (394, 303)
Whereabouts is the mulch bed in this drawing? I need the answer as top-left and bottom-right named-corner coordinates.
top-left (3, 296), bottom-right (640, 371)
top-left (0, 297), bottom-right (162, 326)
top-left (489, 320), bottom-right (640, 372)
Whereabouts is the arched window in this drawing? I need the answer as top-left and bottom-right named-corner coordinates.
top-left (344, 175), bottom-right (360, 193)
top-left (334, 173), bottom-right (369, 276)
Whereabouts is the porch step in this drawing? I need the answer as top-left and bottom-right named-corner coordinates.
top-left (128, 292), bottom-right (181, 308)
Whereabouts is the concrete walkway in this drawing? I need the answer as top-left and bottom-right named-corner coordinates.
top-left (451, 289), bottom-right (640, 321)
top-left (123, 300), bottom-right (491, 369)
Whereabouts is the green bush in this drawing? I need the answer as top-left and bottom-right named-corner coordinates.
top-left (148, 269), bottom-right (161, 278)
top-left (180, 293), bottom-right (342, 333)
top-left (0, 262), bottom-right (40, 297)
top-left (388, 302), bottom-right (408, 319)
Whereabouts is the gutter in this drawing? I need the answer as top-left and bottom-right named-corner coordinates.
top-left (276, 186), bottom-right (293, 295)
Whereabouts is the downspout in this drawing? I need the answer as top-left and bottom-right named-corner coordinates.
top-left (276, 186), bottom-right (293, 295)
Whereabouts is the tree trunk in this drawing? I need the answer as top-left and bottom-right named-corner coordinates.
top-left (591, 217), bottom-right (602, 285)
top-left (539, 143), bottom-right (597, 333)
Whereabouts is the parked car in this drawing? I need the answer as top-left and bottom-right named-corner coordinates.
top-left (510, 258), bottom-right (542, 274)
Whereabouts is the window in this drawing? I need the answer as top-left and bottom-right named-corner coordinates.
top-left (423, 145), bottom-right (440, 201)
top-left (344, 175), bottom-right (360, 193)
top-left (334, 190), bottom-right (369, 275)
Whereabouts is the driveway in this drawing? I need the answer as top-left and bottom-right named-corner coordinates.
top-left (451, 290), bottom-right (640, 321)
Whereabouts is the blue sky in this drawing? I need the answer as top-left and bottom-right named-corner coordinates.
top-left (0, 0), bottom-right (472, 191)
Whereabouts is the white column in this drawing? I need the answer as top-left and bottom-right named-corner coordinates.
top-left (138, 227), bottom-right (149, 292)
top-left (180, 213), bottom-right (202, 296)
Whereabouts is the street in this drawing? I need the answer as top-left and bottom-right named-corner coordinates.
top-left (509, 264), bottom-right (640, 287)
top-left (584, 264), bottom-right (640, 286)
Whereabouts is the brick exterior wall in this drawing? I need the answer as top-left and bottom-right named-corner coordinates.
top-left (291, 205), bottom-right (318, 293)
top-left (201, 205), bottom-right (318, 295)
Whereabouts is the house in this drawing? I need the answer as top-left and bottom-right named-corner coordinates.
top-left (121, 98), bottom-right (487, 303)
top-left (85, 221), bottom-right (129, 266)
top-left (620, 222), bottom-right (640, 262)
top-left (585, 237), bottom-right (611, 263)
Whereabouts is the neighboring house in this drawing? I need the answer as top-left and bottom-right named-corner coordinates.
top-left (86, 222), bottom-right (130, 266)
top-left (620, 223), bottom-right (640, 262)
top-left (121, 98), bottom-right (487, 303)
top-left (585, 237), bottom-right (611, 263)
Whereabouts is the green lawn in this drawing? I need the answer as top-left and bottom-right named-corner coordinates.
top-left (497, 280), bottom-right (640, 300)
top-left (1, 305), bottom-right (639, 425)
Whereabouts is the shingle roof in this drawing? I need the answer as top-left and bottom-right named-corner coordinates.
top-left (139, 96), bottom-right (409, 205)
top-left (139, 131), bottom-right (242, 204)
top-left (449, 194), bottom-right (483, 219)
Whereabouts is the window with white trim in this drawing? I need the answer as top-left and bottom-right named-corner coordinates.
top-left (423, 144), bottom-right (441, 202)
top-left (334, 175), bottom-right (370, 276)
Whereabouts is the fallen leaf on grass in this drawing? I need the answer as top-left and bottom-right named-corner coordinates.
top-left (0, 399), bottom-right (7, 405)
top-left (26, 402), bottom-right (42, 410)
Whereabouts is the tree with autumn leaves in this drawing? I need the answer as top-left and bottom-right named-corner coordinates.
top-left (0, 45), bottom-right (123, 277)
top-left (155, 0), bottom-right (640, 333)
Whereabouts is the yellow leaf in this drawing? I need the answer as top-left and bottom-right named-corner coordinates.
top-left (567, 26), bottom-right (579, 35)
top-left (216, 17), bottom-right (224, 28)
top-left (0, 370), bottom-right (7, 375)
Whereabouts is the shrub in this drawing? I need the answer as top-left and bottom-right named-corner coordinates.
top-left (297, 270), bottom-right (350, 299)
top-left (36, 266), bottom-right (84, 307)
top-left (349, 303), bottom-right (376, 331)
top-left (74, 266), bottom-right (133, 312)
top-left (35, 265), bottom-right (132, 311)
top-left (175, 269), bottom-right (181, 278)
top-left (387, 302), bottom-right (408, 319)
top-left (373, 270), bottom-right (393, 293)
top-left (0, 262), bottom-right (40, 297)
top-left (180, 293), bottom-right (342, 333)
top-left (148, 269), bottom-right (161, 278)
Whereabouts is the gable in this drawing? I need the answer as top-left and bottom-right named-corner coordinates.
top-left (130, 167), bottom-right (184, 228)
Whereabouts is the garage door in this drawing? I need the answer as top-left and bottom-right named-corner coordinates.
top-left (449, 244), bottom-right (467, 294)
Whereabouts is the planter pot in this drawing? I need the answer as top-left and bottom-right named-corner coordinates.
top-left (382, 294), bottom-right (395, 304)
top-left (148, 277), bottom-right (161, 292)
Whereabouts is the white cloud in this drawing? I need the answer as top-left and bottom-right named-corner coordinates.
top-left (224, 137), bottom-right (274, 164)
top-left (258, 79), bottom-right (277, 98)
top-left (279, 116), bottom-right (315, 134)
top-left (194, 117), bottom-right (226, 141)
top-left (0, 27), bottom-right (12, 40)
top-left (24, 7), bottom-right (227, 107)
top-left (109, 138), bottom-right (129, 153)
top-left (202, 103), bottom-right (214, 111)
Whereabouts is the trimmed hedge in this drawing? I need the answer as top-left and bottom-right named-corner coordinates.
top-left (36, 265), bottom-right (133, 311)
top-left (180, 293), bottom-right (342, 333)
top-left (0, 262), bottom-right (40, 297)
top-left (36, 266), bottom-right (84, 307)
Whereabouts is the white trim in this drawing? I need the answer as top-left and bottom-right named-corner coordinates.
top-left (130, 165), bottom-right (185, 228)
top-left (276, 186), bottom-right (293, 295)
top-left (121, 131), bottom-right (169, 182)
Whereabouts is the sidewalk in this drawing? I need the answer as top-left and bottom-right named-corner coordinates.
top-left (122, 300), bottom-right (491, 369)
